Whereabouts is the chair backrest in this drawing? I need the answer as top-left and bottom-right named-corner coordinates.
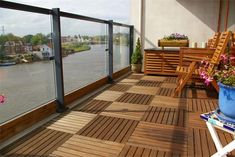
top-left (207, 31), bottom-right (231, 73)
top-left (208, 32), bottom-right (221, 49)
top-left (232, 32), bottom-right (235, 47)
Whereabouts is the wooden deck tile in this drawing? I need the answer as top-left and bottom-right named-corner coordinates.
top-left (136, 80), bottom-right (163, 87)
top-left (127, 74), bottom-right (144, 79)
top-left (51, 135), bottom-right (124, 157)
top-left (188, 128), bottom-right (235, 157)
top-left (45, 111), bottom-right (96, 134)
top-left (127, 86), bottom-right (160, 95)
top-left (118, 144), bottom-right (182, 157)
top-left (100, 102), bottom-right (148, 120)
top-left (161, 82), bottom-right (177, 89)
top-left (94, 91), bottom-right (123, 101)
top-left (188, 112), bottom-right (207, 129)
top-left (150, 95), bottom-right (187, 110)
top-left (142, 106), bottom-right (187, 127)
top-left (164, 77), bottom-right (177, 83)
top-left (1, 74), bottom-right (226, 157)
top-left (156, 87), bottom-right (175, 97)
top-left (75, 99), bottom-right (112, 114)
top-left (187, 98), bottom-right (217, 112)
top-left (118, 78), bottom-right (139, 85)
top-left (141, 75), bottom-right (166, 82)
top-left (108, 84), bottom-right (132, 92)
top-left (77, 115), bottom-right (139, 143)
top-left (3, 128), bottom-right (72, 156)
top-left (128, 122), bottom-right (188, 154)
top-left (116, 93), bottom-right (154, 105)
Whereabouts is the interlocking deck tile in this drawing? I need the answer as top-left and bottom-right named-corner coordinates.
top-left (2, 128), bottom-right (72, 157)
top-left (188, 128), bottom-right (235, 157)
top-left (116, 93), bottom-right (154, 105)
top-left (127, 74), bottom-right (144, 80)
top-left (128, 122), bottom-right (188, 154)
top-left (188, 112), bottom-right (207, 129)
top-left (100, 102), bottom-right (148, 120)
top-left (187, 98), bottom-right (217, 112)
top-left (164, 77), bottom-right (177, 83)
top-left (142, 106), bottom-right (187, 127)
top-left (45, 111), bottom-right (96, 134)
top-left (118, 78), bottom-right (139, 86)
top-left (108, 84), bottom-right (132, 92)
top-left (127, 86), bottom-right (160, 95)
top-left (75, 99), bottom-right (112, 114)
top-left (51, 135), bottom-right (124, 157)
top-left (161, 82), bottom-right (177, 89)
top-left (94, 91), bottom-right (124, 102)
top-left (141, 75), bottom-right (166, 82)
top-left (156, 87), bottom-right (175, 96)
top-left (77, 115), bottom-right (139, 143)
top-left (150, 95), bottom-right (187, 110)
top-left (136, 80), bottom-right (163, 87)
top-left (118, 144), bottom-right (182, 157)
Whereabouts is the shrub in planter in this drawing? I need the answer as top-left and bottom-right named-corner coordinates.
top-left (131, 38), bottom-right (143, 73)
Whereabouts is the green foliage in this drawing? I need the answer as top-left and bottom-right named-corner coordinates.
top-left (131, 38), bottom-right (142, 64)
top-left (23, 34), bottom-right (33, 43)
top-left (31, 33), bottom-right (48, 45)
top-left (163, 33), bottom-right (188, 40)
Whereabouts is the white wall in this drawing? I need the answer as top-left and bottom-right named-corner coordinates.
top-left (131, 0), bottom-right (235, 49)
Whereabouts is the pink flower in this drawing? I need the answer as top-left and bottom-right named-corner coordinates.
top-left (220, 54), bottom-right (228, 64)
top-left (204, 77), bottom-right (213, 86)
top-left (0, 95), bottom-right (6, 104)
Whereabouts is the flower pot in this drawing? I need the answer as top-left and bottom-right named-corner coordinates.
top-left (158, 39), bottom-right (189, 47)
top-left (218, 82), bottom-right (235, 119)
top-left (131, 64), bottom-right (142, 73)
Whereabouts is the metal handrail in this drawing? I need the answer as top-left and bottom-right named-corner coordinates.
top-left (0, 0), bottom-right (51, 15)
top-left (0, 0), bottom-right (132, 27)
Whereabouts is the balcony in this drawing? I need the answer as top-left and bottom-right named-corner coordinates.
top-left (1, 0), bottom-right (235, 157)
top-left (1, 73), bottom-right (234, 156)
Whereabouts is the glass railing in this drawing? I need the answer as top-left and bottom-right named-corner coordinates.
top-left (60, 17), bottom-right (108, 94)
top-left (0, 1), bottom-right (133, 124)
top-left (0, 8), bottom-right (56, 124)
top-left (113, 25), bottom-right (130, 72)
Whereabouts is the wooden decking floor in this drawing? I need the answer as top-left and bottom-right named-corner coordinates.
top-left (1, 73), bottom-right (235, 157)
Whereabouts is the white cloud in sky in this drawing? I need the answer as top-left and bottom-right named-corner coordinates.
top-left (0, 0), bottom-right (130, 36)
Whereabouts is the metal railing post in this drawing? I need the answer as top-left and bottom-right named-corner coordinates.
top-left (108, 20), bottom-right (114, 83)
top-left (52, 8), bottom-right (67, 113)
top-left (129, 26), bottom-right (134, 65)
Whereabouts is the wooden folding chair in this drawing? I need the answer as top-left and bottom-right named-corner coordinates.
top-left (208, 32), bottom-right (221, 49)
top-left (173, 32), bottom-right (231, 97)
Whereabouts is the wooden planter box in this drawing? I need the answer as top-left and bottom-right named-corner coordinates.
top-left (158, 39), bottom-right (189, 47)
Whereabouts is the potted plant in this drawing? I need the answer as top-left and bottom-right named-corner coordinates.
top-left (131, 38), bottom-right (143, 73)
top-left (200, 54), bottom-right (235, 119)
top-left (158, 33), bottom-right (189, 47)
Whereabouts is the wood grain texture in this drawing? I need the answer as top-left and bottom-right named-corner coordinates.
top-left (94, 91), bottom-right (123, 102)
top-left (75, 99), bottom-right (112, 114)
top-left (51, 135), bottom-right (124, 157)
top-left (3, 128), bottom-right (72, 156)
top-left (142, 106), bottom-right (187, 127)
top-left (101, 102), bottom-right (148, 120)
top-left (77, 115), bottom-right (139, 143)
top-left (45, 111), bottom-right (96, 134)
top-left (127, 86), bottom-right (160, 95)
top-left (116, 93), bottom-right (154, 105)
top-left (128, 122), bottom-right (188, 154)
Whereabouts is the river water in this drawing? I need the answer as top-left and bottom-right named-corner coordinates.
top-left (0, 44), bottom-right (129, 124)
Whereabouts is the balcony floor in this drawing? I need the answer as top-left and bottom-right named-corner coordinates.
top-left (2, 74), bottom-right (235, 157)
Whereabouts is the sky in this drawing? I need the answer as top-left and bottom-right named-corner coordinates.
top-left (0, 0), bottom-right (131, 36)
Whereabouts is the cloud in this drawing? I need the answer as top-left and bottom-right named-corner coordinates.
top-left (0, 0), bottom-right (130, 36)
